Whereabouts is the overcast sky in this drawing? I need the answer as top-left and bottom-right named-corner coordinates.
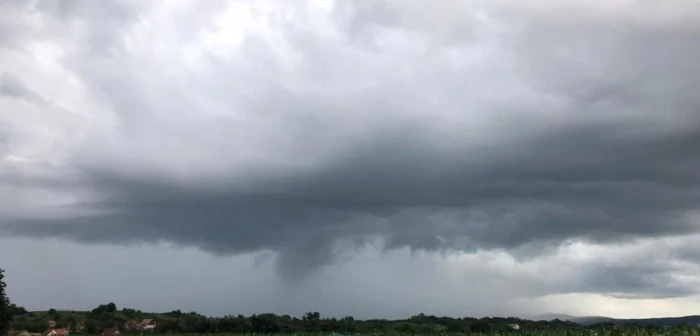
top-left (2, 0), bottom-right (700, 320)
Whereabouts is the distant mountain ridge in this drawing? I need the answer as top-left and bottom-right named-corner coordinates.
top-left (534, 314), bottom-right (700, 326)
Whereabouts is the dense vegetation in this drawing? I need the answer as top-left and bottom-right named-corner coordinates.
top-left (1, 269), bottom-right (14, 336)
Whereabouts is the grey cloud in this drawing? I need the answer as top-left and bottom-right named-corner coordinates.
top-left (677, 247), bottom-right (700, 264)
top-left (669, 240), bottom-right (700, 268)
top-left (0, 1), bottom-right (33, 47)
top-left (331, 0), bottom-right (404, 47)
top-left (0, 73), bottom-right (45, 104)
top-left (575, 262), bottom-right (696, 299)
top-left (331, 0), bottom-right (477, 49)
top-left (35, 0), bottom-right (144, 55)
top-left (0, 128), bottom-right (10, 155)
top-left (552, 235), bottom-right (700, 300)
top-left (2, 0), bottom-right (700, 299)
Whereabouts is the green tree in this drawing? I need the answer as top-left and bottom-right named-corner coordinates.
top-left (9, 306), bottom-right (27, 316)
top-left (121, 308), bottom-right (137, 320)
top-left (61, 316), bottom-right (76, 331)
top-left (302, 312), bottom-right (321, 332)
top-left (89, 303), bottom-right (118, 322)
top-left (0, 269), bottom-right (13, 336)
top-left (470, 320), bottom-right (491, 333)
top-left (85, 320), bottom-right (99, 334)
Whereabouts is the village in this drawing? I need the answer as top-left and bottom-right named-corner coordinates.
top-left (7, 319), bottom-right (158, 336)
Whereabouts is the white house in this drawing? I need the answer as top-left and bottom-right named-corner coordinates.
top-left (140, 319), bottom-right (157, 331)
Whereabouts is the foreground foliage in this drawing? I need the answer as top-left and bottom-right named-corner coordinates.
top-left (1, 269), bottom-right (15, 336)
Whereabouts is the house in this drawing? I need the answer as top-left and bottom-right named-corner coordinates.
top-left (100, 329), bottom-right (120, 336)
top-left (46, 321), bottom-right (56, 328)
top-left (139, 319), bottom-right (157, 331)
top-left (125, 321), bottom-right (142, 332)
top-left (73, 324), bottom-right (85, 333)
top-left (9, 330), bottom-right (31, 336)
top-left (509, 323), bottom-right (520, 330)
top-left (43, 329), bottom-right (68, 336)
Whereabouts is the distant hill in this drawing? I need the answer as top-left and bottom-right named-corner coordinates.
top-left (535, 314), bottom-right (700, 327)
top-left (533, 314), bottom-right (581, 321)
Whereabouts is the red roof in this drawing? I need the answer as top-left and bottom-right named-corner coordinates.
top-left (44, 329), bottom-right (67, 336)
top-left (101, 328), bottom-right (121, 336)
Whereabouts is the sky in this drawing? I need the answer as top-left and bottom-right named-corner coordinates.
top-left (1, 0), bottom-right (700, 320)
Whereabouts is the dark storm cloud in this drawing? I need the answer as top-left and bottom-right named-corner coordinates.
top-left (2, 0), bottom-right (700, 297)
top-left (6, 119), bottom-right (700, 286)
